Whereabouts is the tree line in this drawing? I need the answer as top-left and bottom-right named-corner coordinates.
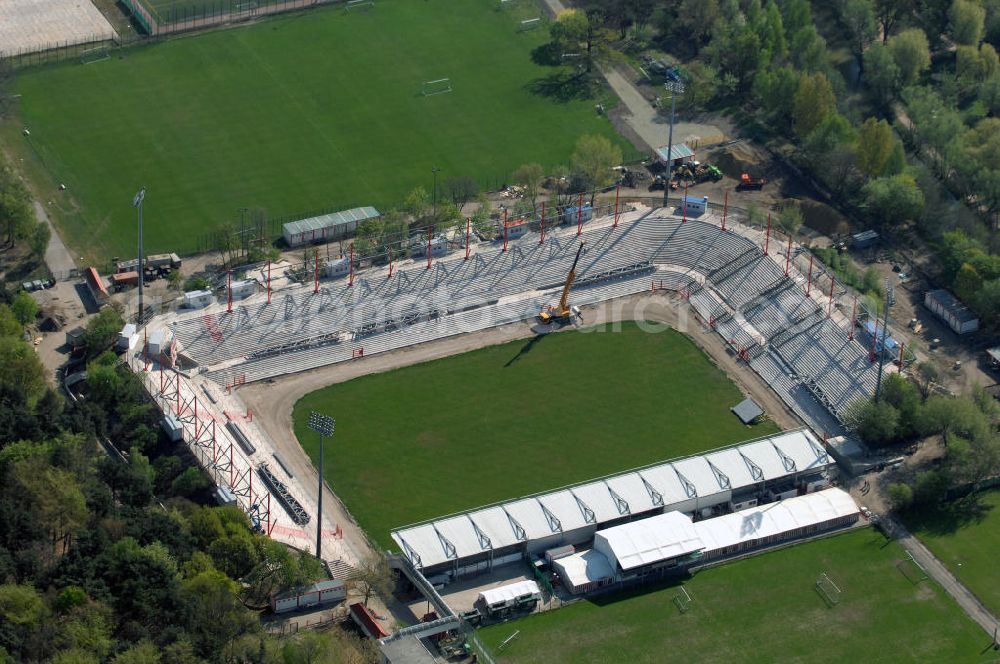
top-left (0, 288), bottom-right (374, 663)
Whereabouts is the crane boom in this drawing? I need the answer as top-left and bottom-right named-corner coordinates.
top-left (558, 242), bottom-right (586, 312)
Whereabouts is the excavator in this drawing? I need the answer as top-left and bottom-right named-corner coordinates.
top-left (537, 241), bottom-right (586, 326)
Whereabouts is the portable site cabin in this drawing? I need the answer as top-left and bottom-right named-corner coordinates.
top-left (117, 323), bottom-right (137, 351)
top-left (148, 328), bottom-right (174, 357)
top-left (504, 218), bottom-right (530, 239)
top-left (324, 258), bottom-right (350, 278)
top-left (851, 230), bottom-right (879, 249)
top-left (924, 289), bottom-right (979, 335)
top-left (681, 195), bottom-right (708, 216)
top-left (411, 235), bottom-right (449, 258)
top-left (271, 580), bottom-right (347, 614)
top-left (282, 207), bottom-right (381, 247)
top-left (563, 204), bottom-right (593, 225)
top-left (111, 271), bottom-right (139, 291)
top-left (230, 279), bottom-right (256, 301)
top-left (654, 143), bottom-right (695, 168)
top-left (476, 580), bottom-right (541, 616)
top-left (162, 413), bottom-right (183, 442)
top-left (183, 289), bottom-right (215, 309)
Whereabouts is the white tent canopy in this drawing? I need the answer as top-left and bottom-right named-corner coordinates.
top-left (594, 511), bottom-right (704, 571)
top-left (477, 580), bottom-right (541, 608)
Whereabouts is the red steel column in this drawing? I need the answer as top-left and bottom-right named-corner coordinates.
top-left (682, 181), bottom-right (688, 223)
top-left (503, 209), bottom-right (509, 252)
top-left (348, 244), bottom-right (354, 287)
top-left (870, 317), bottom-right (880, 358)
top-left (314, 253), bottom-right (319, 294)
top-left (540, 202), bottom-right (546, 244)
top-left (227, 270), bottom-right (232, 313)
top-left (613, 184), bottom-right (620, 227)
top-left (722, 189), bottom-right (728, 231)
top-left (465, 218), bottom-right (471, 260)
top-left (266, 260), bottom-right (271, 305)
top-left (826, 276), bottom-right (836, 318)
top-left (784, 232), bottom-right (792, 276)
top-left (389, 251), bottom-right (394, 278)
top-left (577, 193), bottom-right (583, 237)
top-left (764, 213), bottom-right (772, 256)
top-left (848, 295), bottom-right (858, 340)
top-left (426, 226), bottom-right (433, 270)
top-left (806, 254), bottom-right (813, 295)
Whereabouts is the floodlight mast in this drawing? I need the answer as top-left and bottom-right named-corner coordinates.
top-left (133, 187), bottom-right (146, 327)
top-left (662, 76), bottom-right (685, 207)
top-left (308, 411), bottom-right (335, 559)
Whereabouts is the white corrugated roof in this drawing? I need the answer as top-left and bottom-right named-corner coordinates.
top-left (552, 549), bottom-right (616, 588)
top-left (595, 511), bottom-right (704, 570)
top-left (478, 580), bottom-right (540, 606)
top-left (391, 430), bottom-right (833, 568)
top-left (282, 206), bottom-right (380, 236)
top-left (694, 488), bottom-right (857, 552)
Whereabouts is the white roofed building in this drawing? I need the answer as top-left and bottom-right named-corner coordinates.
top-left (392, 429), bottom-right (835, 580)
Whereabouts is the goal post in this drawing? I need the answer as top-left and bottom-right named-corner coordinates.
top-left (80, 46), bottom-right (110, 65)
top-left (896, 550), bottom-right (929, 583)
top-left (421, 78), bottom-right (452, 96)
top-left (518, 17), bottom-right (542, 32)
top-left (345, 0), bottom-right (374, 11)
top-left (672, 586), bottom-right (692, 613)
top-left (815, 572), bottom-right (842, 606)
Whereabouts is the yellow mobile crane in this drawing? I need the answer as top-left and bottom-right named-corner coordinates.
top-left (537, 241), bottom-right (586, 325)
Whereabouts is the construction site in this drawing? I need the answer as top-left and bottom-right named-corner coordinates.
top-left (123, 198), bottom-right (912, 661)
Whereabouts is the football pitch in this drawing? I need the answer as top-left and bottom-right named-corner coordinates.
top-left (3, 0), bottom-right (625, 262)
top-left (904, 489), bottom-right (1000, 617)
top-left (292, 323), bottom-right (779, 548)
top-left (478, 529), bottom-right (991, 663)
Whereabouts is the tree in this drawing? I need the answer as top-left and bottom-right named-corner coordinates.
top-left (0, 191), bottom-right (33, 248)
top-left (511, 163), bottom-right (545, 212)
top-left (0, 336), bottom-right (47, 404)
top-left (887, 482), bottom-right (914, 509)
top-left (855, 117), bottom-right (897, 177)
top-left (777, 202), bottom-right (803, 234)
top-left (28, 222), bottom-right (49, 262)
top-left (81, 308), bottom-right (124, 360)
top-left (888, 28), bottom-right (931, 86)
top-left (111, 641), bottom-right (160, 664)
top-left (351, 552), bottom-right (394, 608)
top-left (443, 176), bottom-right (478, 212)
top-left (550, 9), bottom-right (614, 72)
top-left (570, 135), bottom-right (622, 205)
top-left (846, 398), bottom-right (900, 446)
top-left (13, 456), bottom-right (88, 556)
top-left (864, 42), bottom-right (901, 105)
top-left (793, 73), bottom-right (837, 138)
top-left (950, 0), bottom-right (986, 45)
top-left (402, 187), bottom-right (429, 221)
top-left (178, 570), bottom-right (252, 657)
top-left (674, 0), bottom-right (720, 49)
top-left (753, 66), bottom-right (800, 127)
top-left (954, 262), bottom-right (983, 302)
top-left (170, 467), bottom-right (209, 498)
top-left (874, 0), bottom-right (913, 43)
top-left (915, 361), bottom-right (939, 398)
top-left (863, 174), bottom-right (924, 227)
top-left (10, 292), bottom-right (37, 327)
top-left (844, 0), bottom-right (879, 66)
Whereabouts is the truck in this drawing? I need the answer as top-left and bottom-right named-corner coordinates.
top-left (736, 173), bottom-right (768, 190)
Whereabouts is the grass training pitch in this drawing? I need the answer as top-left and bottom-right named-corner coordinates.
top-left (904, 489), bottom-right (1000, 617)
top-left (4, 0), bottom-right (624, 261)
top-left (478, 529), bottom-right (991, 663)
top-left (293, 323), bottom-right (779, 548)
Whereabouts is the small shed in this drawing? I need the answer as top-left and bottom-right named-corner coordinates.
top-left (271, 580), bottom-right (347, 614)
top-left (682, 195), bottom-right (708, 216)
top-left (183, 289), bottom-right (215, 309)
top-left (731, 397), bottom-right (764, 424)
top-left (654, 143), bottom-right (695, 167)
top-left (504, 218), bottom-right (530, 240)
top-left (65, 326), bottom-right (86, 348)
top-left (282, 206), bottom-right (381, 247)
top-left (162, 413), bottom-right (184, 442)
top-left (563, 204), bottom-right (593, 226)
top-left (324, 258), bottom-right (350, 278)
top-left (84, 267), bottom-right (109, 304)
top-left (148, 328), bottom-right (174, 357)
top-left (117, 323), bottom-right (137, 351)
top-left (924, 289), bottom-right (979, 335)
top-left (411, 235), bottom-right (449, 258)
top-left (230, 279), bottom-right (256, 300)
top-left (851, 230), bottom-right (879, 249)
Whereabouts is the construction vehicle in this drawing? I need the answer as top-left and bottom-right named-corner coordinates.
top-left (537, 242), bottom-right (586, 326)
top-left (737, 173), bottom-right (768, 190)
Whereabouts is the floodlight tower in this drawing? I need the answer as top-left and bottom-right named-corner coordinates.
top-left (133, 187), bottom-right (146, 326)
top-left (875, 280), bottom-right (895, 402)
top-left (308, 411), bottom-right (335, 559)
top-left (662, 75), bottom-right (685, 207)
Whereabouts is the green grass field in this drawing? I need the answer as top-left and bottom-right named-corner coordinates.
top-left (479, 529), bottom-right (992, 664)
top-left (904, 489), bottom-right (1000, 617)
top-left (4, 0), bottom-right (625, 261)
top-left (292, 323), bottom-right (779, 548)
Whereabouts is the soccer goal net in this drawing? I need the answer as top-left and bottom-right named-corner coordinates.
top-left (80, 46), bottom-right (110, 65)
top-left (518, 17), bottom-right (541, 32)
top-left (896, 550), bottom-right (929, 584)
top-left (346, 0), bottom-right (374, 11)
top-left (815, 572), bottom-right (842, 606)
top-left (421, 78), bottom-right (452, 96)
top-left (672, 586), bottom-right (693, 613)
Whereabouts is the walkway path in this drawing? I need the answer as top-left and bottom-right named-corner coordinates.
top-left (34, 200), bottom-right (77, 277)
top-left (885, 515), bottom-right (1000, 641)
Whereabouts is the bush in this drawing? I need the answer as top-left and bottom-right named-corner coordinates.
top-left (182, 276), bottom-right (211, 292)
top-left (887, 482), bottom-right (914, 510)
